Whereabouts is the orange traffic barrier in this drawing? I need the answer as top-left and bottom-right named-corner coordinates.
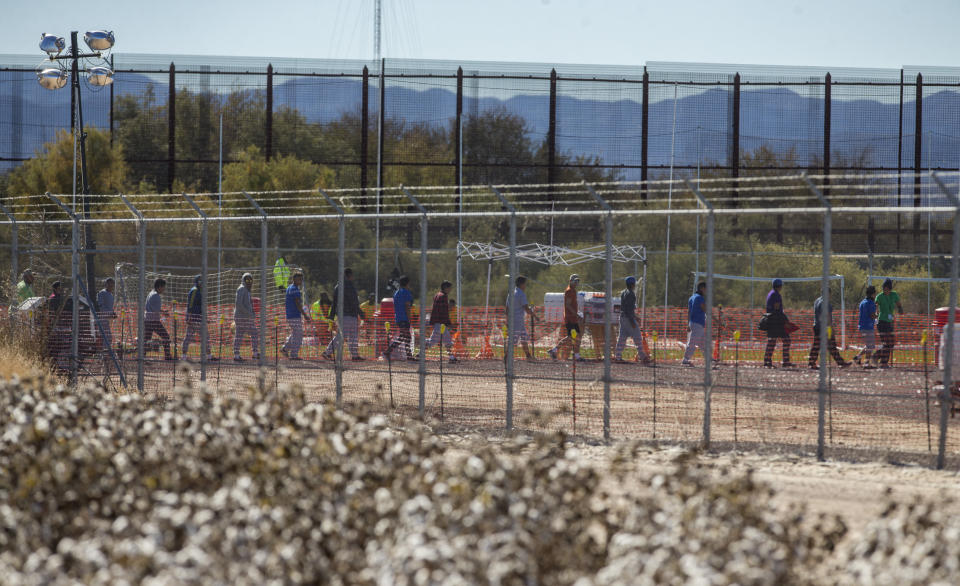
top-left (475, 334), bottom-right (494, 359)
top-left (452, 330), bottom-right (468, 358)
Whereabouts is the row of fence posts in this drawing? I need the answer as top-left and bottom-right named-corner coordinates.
top-left (4, 177), bottom-right (957, 469)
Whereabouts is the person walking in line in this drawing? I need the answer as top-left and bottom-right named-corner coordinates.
top-left (507, 276), bottom-right (538, 361)
top-left (548, 274), bottom-right (584, 362)
top-left (423, 280), bottom-right (458, 362)
top-left (143, 278), bottom-right (173, 360)
top-left (96, 277), bottom-right (117, 352)
top-left (615, 276), bottom-right (652, 365)
top-left (323, 268), bottom-right (363, 361)
top-left (359, 293), bottom-right (376, 346)
top-left (681, 281), bottom-right (708, 367)
top-left (383, 275), bottom-right (416, 361)
top-left (875, 278), bottom-right (904, 369)
top-left (808, 289), bottom-right (851, 369)
top-left (853, 285), bottom-right (878, 369)
top-left (182, 275), bottom-right (218, 361)
top-left (233, 272), bottom-right (260, 362)
top-left (310, 292), bottom-right (335, 346)
top-left (359, 293), bottom-right (376, 320)
top-left (763, 278), bottom-right (794, 368)
top-left (273, 256), bottom-right (290, 293)
top-left (15, 269), bottom-right (36, 305)
top-left (281, 272), bottom-right (311, 360)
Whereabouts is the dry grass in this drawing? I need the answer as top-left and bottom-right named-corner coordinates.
top-left (0, 317), bottom-right (56, 381)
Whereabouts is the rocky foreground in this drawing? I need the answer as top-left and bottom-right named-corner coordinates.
top-left (0, 373), bottom-right (958, 585)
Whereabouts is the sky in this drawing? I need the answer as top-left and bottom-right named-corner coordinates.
top-left (1, 0), bottom-right (958, 70)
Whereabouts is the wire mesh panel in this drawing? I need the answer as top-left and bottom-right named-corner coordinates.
top-left (554, 68), bottom-right (643, 183)
top-left (3, 173), bottom-right (960, 468)
top-left (646, 63), bottom-right (737, 176)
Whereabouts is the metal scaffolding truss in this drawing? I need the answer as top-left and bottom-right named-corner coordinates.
top-left (458, 241), bottom-right (647, 267)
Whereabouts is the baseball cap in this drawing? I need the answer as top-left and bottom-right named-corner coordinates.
top-left (625, 276), bottom-right (636, 286)
top-left (883, 278), bottom-right (893, 289)
top-left (772, 278), bottom-right (783, 288)
top-left (569, 273), bottom-right (580, 282)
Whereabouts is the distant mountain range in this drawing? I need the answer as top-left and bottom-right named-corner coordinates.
top-left (3, 69), bottom-right (956, 178)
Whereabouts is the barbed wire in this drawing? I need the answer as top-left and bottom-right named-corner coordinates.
top-left (2, 171), bottom-right (958, 223)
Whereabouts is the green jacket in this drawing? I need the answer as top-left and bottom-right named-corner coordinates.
top-left (273, 259), bottom-right (290, 289)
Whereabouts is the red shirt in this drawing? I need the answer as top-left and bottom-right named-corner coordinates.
top-left (429, 291), bottom-right (451, 325)
top-left (563, 286), bottom-right (578, 324)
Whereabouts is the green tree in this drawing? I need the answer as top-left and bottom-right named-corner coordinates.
top-left (221, 146), bottom-right (334, 199)
top-left (462, 107), bottom-right (536, 185)
top-left (6, 128), bottom-right (127, 211)
top-left (113, 86), bottom-right (167, 192)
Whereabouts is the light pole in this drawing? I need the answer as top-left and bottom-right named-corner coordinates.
top-left (37, 30), bottom-right (115, 307)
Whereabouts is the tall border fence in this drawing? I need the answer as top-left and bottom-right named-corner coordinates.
top-left (4, 57), bottom-right (960, 247)
top-left (3, 173), bottom-right (960, 470)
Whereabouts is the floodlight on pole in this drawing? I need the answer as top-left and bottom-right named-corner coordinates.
top-left (39, 34), bottom-right (65, 56)
top-left (84, 30), bottom-right (115, 51)
top-left (34, 29), bottom-right (116, 311)
top-left (86, 66), bottom-right (114, 86)
top-left (37, 68), bottom-right (68, 90)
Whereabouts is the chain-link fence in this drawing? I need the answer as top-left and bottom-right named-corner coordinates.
top-left (3, 172), bottom-right (960, 470)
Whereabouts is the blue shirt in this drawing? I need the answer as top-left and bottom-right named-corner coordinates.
top-left (766, 289), bottom-right (783, 313)
top-left (393, 288), bottom-right (413, 323)
top-left (858, 298), bottom-right (877, 330)
top-left (96, 289), bottom-right (115, 317)
top-left (285, 284), bottom-right (303, 319)
top-left (145, 290), bottom-right (163, 321)
top-left (688, 292), bottom-right (706, 326)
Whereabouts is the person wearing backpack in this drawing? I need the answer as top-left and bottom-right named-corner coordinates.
top-left (763, 279), bottom-right (794, 368)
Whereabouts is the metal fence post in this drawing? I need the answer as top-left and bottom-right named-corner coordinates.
top-left (804, 175), bottom-right (832, 461)
top-left (547, 69), bottom-right (557, 187)
top-left (119, 195), bottom-right (146, 391)
top-left (320, 189), bottom-right (345, 407)
top-left (492, 187), bottom-right (517, 431)
top-left (455, 68), bottom-right (464, 324)
top-left (823, 73), bottom-right (832, 194)
top-left (930, 173), bottom-right (959, 469)
top-left (167, 62), bottom-right (176, 194)
top-left (265, 64), bottom-right (273, 161)
top-left (687, 182), bottom-right (714, 446)
top-left (360, 65), bottom-right (369, 196)
top-left (731, 72), bottom-right (741, 209)
top-left (640, 67), bottom-right (648, 195)
top-left (0, 202), bottom-right (16, 291)
top-left (586, 183), bottom-right (613, 440)
top-left (242, 191), bottom-right (270, 366)
top-left (183, 193), bottom-right (209, 382)
top-left (402, 187), bottom-right (428, 418)
top-left (914, 74), bottom-right (923, 233)
top-left (120, 202), bottom-right (147, 393)
top-left (48, 193), bottom-right (79, 384)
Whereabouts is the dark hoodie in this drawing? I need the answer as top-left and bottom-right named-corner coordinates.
top-left (186, 275), bottom-right (203, 322)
